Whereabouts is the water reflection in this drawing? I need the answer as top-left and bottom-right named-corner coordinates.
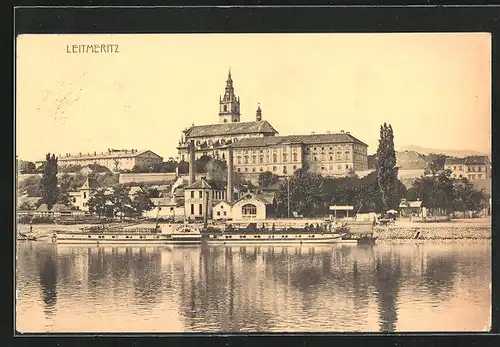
top-left (16, 241), bottom-right (491, 332)
top-left (36, 248), bottom-right (57, 316)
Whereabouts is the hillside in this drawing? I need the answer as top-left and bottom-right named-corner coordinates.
top-left (398, 144), bottom-right (489, 158)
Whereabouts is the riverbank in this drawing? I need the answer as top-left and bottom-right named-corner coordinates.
top-left (17, 218), bottom-right (492, 241)
top-left (374, 218), bottom-right (491, 240)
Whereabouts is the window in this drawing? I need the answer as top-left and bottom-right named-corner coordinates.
top-left (321, 166), bottom-right (325, 170)
top-left (260, 167), bottom-right (263, 171)
top-left (190, 204), bottom-right (194, 215)
top-left (245, 168), bottom-right (248, 172)
top-left (237, 168), bottom-right (241, 172)
top-left (224, 105), bottom-right (227, 112)
top-left (199, 204), bottom-right (203, 215)
top-left (293, 153), bottom-right (298, 162)
top-left (478, 174), bottom-right (483, 179)
top-left (252, 155), bottom-right (256, 164)
top-left (330, 156), bottom-right (333, 160)
top-left (244, 156), bottom-right (249, 164)
top-left (259, 155), bottom-right (264, 163)
top-left (283, 166), bottom-right (287, 174)
top-left (273, 154), bottom-right (277, 163)
top-left (283, 153), bottom-right (288, 162)
top-left (454, 166), bottom-right (457, 170)
top-left (338, 165), bottom-right (342, 170)
top-left (273, 166), bottom-right (277, 171)
top-left (252, 167), bottom-right (256, 172)
top-left (223, 211), bottom-right (227, 216)
top-left (83, 192), bottom-right (87, 199)
top-left (217, 211), bottom-right (221, 216)
top-left (199, 191), bottom-right (203, 198)
top-left (479, 166), bottom-right (483, 172)
top-left (242, 204), bottom-right (257, 216)
top-left (346, 165), bottom-right (349, 169)
top-left (190, 191), bottom-right (194, 198)
top-left (459, 166), bottom-right (463, 170)
top-left (237, 156), bottom-right (242, 164)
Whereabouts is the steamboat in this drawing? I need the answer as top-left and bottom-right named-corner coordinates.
top-left (203, 220), bottom-right (352, 244)
top-left (51, 223), bottom-right (203, 245)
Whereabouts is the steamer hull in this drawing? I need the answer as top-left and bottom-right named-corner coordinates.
top-left (52, 225), bottom-right (203, 244)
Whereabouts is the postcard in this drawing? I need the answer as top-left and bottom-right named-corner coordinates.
top-left (15, 32), bottom-right (491, 333)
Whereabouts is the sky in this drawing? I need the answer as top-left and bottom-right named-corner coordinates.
top-left (16, 33), bottom-right (491, 162)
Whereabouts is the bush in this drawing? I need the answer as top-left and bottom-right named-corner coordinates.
top-left (17, 215), bottom-right (55, 224)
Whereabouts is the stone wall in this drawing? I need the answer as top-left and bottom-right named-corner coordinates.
top-left (374, 226), bottom-right (491, 240)
top-left (119, 173), bottom-right (177, 184)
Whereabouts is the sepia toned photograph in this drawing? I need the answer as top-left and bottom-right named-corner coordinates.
top-left (15, 33), bottom-right (491, 333)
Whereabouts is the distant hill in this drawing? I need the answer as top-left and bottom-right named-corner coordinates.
top-left (398, 145), bottom-right (490, 158)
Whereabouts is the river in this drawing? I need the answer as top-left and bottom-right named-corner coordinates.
top-left (15, 240), bottom-right (491, 333)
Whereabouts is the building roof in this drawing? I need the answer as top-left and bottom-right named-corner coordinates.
top-left (79, 177), bottom-right (98, 190)
top-left (233, 192), bottom-right (276, 206)
top-left (58, 149), bottom-right (162, 161)
top-left (151, 197), bottom-right (179, 206)
top-left (185, 178), bottom-right (225, 190)
top-left (37, 203), bottom-right (73, 212)
top-left (183, 120), bottom-right (278, 138)
top-left (399, 200), bottom-right (422, 208)
top-left (465, 155), bottom-right (490, 165)
top-left (444, 157), bottom-right (466, 165)
top-left (230, 132), bottom-right (368, 148)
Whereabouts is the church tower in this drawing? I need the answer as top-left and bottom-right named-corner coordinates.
top-left (219, 69), bottom-right (241, 123)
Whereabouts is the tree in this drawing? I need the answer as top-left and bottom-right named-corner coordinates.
top-left (194, 155), bottom-right (212, 173)
top-left (18, 175), bottom-right (42, 197)
top-left (452, 178), bottom-right (489, 215)
top-left (258, 171), bottom-right (279, 188)
top-left (19, 160), bottom-right (36, 174)
top-left (87, 189), bottom-right (109, 218)
top-left (206, 158), bottom-right (228, 182)
top-left (40, 153), bottom-right (59, 210)
top-left (409, 170), bottom-right (454, 214)
top-left (376, 123), bottom-right (398, 213)
top-left (19, 201), bottom-right (35, 211)
top-left (96, 172), bottom-right (119, 188)
top-left (131, 187), bottom-right (155, 217)
top-left (426, 153), bottom-right (448, 174)
top-left (109, 184), bottom-right (132, 219)
top-left (275, 169), bottom-right (325, 217)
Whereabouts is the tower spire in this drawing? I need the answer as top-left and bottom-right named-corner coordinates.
top-left (256, 103), bottom-right (262, 122)
top-left (219, 69), bottom-right (240, 123)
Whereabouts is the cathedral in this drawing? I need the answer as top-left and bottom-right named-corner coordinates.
top-left (177, 70), bottom-right (369, 177)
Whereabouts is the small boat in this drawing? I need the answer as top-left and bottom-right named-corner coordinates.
top-left (202, 222), bottom-right (349, 244)
top-left (17, 232), bottom-right (37, 241)
top-left (51, 224), bottom-right (203, 244)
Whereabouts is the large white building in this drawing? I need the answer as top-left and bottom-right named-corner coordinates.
top-left (444, 155), bottom-right (491, 180)
top-left (177, 70), bottom-right (368, 177)
top-left (55, 149), bottom-right (163, 172)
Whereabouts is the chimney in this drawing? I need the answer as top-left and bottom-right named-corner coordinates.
top-left (94, 151), bottom-right (97, 155)
top-left (227, 146), bottom-right (234, 203)
top-left (203, 190), bottom-right (209, 229)
top-left (188, 140), bottom-right (196, 185)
